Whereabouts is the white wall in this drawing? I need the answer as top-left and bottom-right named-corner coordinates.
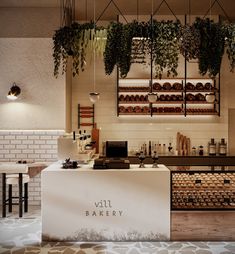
top-left (0, 38), bottom-right (65, 130)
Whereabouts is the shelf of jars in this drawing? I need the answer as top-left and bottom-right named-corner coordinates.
top-left (118, 78), bottom-right (220, 116)
top-left (171, 170), bottom-right (235, 210)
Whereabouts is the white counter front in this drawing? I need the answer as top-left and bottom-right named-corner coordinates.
top-left (41, 162), bottom-right (170, 241)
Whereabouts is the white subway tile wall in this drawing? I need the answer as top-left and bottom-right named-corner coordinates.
top-left (0, 130), bottom-right (64, 205)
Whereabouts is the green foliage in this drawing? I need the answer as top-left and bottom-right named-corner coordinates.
top-left (103, 22), bottom-right (123, 76)
top-left (53, 19), bottom-right (235, 79)
top-left (150, 20), bottom-right (181, 79)
top-left (224, 23), bottom-right (235, 72)
top-left (53, 22), bottom-right (105, 77)
top-left (179, 24), bottom-right (201, 61)
top-left (193, 18), bottom-right (225, 78)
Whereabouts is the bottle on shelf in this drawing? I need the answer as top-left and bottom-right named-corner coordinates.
top-left (168, 143), bottom-right (173, 155)
top-left (191, 146), bottom-right (197, 156)
top-left (162, 144), bottom-right (166, 155)
top-left (219, 138), bottom-right (227, 156)
top-left (149, 141), bottom-right (152, 156)
top-left (199, 145), bottom-right (204, 156)
top-left (208, 138), bottom-right (216, 155)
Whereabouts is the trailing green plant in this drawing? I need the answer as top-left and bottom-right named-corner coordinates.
top-left (150, 20), bottom-right (182, 79)
top-left (193, 18), bottom-right (225, 77)
top-left (104, 21), bottom-right (149, 78)
top-left (224, 23), bottom-right (235, 72)
top-left (103, 22), bottom-right (123, 76)
top-left (53, 22), bottom-right (106, 77)
top-left (179, 24), bottom-right (201, 61)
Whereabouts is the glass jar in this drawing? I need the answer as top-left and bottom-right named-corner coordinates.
top-left (219, 138), bottom-right (227, 155)
top-left (199, 146), bottom-right (204, 156)
top-left (208, 138), bottom-right (216, 155)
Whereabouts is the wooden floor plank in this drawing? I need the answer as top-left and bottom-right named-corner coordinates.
top-left (171, 211), bottom-right (235, 241)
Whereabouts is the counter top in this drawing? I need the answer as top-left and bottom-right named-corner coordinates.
top-left (44, 161), bottom-right (169, 172)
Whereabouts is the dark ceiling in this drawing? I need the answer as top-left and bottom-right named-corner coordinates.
top-left (0, 0), bottom-right (234, 22)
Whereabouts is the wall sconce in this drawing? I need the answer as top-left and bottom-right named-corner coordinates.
top-left (7, 83), bottom-right (21, 100)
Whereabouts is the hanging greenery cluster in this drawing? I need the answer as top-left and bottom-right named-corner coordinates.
top-left (193, 18), bottom-right (226, 77)
top-left (179, 24), bottom-right (201, 61)
top-left (53, 22), bottom-right (106, 77)
top-left (53, 18), bottom-right (235, 79)
top-left (150, 20), bottom-right (181, 78)
top-left (224, 23), bottom-right (235, 72)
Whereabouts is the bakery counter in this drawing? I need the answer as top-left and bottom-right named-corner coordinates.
top-left (41, 162), bottom-right (170, 241)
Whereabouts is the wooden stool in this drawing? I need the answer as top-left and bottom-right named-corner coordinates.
top-left (0, 164), bottom-right (29, 218)
top-left (6, 174), bottom-right (30, 214)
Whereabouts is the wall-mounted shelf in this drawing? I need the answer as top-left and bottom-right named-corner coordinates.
top-left (117, 78), bottom-right (220, 117)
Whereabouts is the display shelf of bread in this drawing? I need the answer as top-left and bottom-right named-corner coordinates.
top-left (186, 108), bottom-right (217, 115)
top-left (152, 107), bottom-right (184, 114)
top-left (118, 78), bottom-right (219, 116)
top-left (171, 172), bottom-right (235, 210)
top-left (118, 94), bottom-right (149, 104)
top-left (119, 86), bottom-right (149, 92)
top-left (119, 106), bottom-right (150, 114)
top-left (152, 82), bottom-right (183, 92)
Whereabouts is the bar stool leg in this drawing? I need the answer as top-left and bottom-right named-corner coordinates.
top-left (24, 182), bottom-right (28, 213)
top-left (8, 184), bottom-right (12, 213)
top-left (2, 173), bottom-right (6, 218)
top-left (19, 173), bottom-right (23, 217)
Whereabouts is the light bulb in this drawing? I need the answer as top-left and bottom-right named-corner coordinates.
top-left (148, 92), bottom-right (158, 103)
top-left (89, 92), bottom-right (100, 103)
top-left (205, 93), bottom-right (215, 103)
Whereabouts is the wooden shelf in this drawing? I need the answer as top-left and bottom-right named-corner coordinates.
top-left (186, 89), bottom-right (218, 92)
top-left (119, 112), bottom-right (150, 115)
top-left (119, 89), bottom-right (149, 92)
top-left (152, 101), bottom-right (184, 104)
top-left (152, 112), bottom-right (184, 115)
top-left (119, 101), bottom-right (149, 104)
top-left (186, 112), bottom-right (218, 115)
top-left (186, 101), bottom-right (215, 104)
top-left (153, 90), bottom-right (183, 93)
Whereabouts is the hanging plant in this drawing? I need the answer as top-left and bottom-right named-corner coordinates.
top-left (224, 23), bottom-right (235, 72)
top-left (151, 20), bottom-right (182, 79)
top-left (53, 22), bottom-right (106, 77)
top-left (103, 22), bottom-right (123, 76)
top-left (179, 24), bottom-right (201, 61)
top-left (193, 18), bottom-right (225, 77)
top-left (131, 22), bottom-right (149, 65)
top-left (104, 21), bottom-right (149, 77)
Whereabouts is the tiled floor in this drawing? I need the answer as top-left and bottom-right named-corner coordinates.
top-left (0, 206), bottom-right (234, 254)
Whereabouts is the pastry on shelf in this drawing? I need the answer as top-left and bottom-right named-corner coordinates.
top-left (176, 95), bottom-right (183, 101)
top-left (135, 95), bottom-right (140, 101)
top-left (165, 95), bottom-right (171, 101)
top-left (119, 95), bottom-right (125, 101)
top-left (140, 95), bottom-right (145, 101)
top-left (204, 82), bottom-right (213, 90)
top-left (196, 82), bottom-right (204, 90)
top-left (159, 94), bottom-right (166, 101)
top-left (186, 82), bottom-right (195, 90)
top-left (125, 94), bottom-right (130, 101)
top-left (153, 82), bottom-right (161, 90)
top-left (172, 82), bottom-right (183, 90)
top-left (127, 106), bottom-right (133, 113)
top-left (142, 106), bottom-right (150, 113)
top-left (195, 93), bottom-right (206, 101)
top-left (119, 106), bottom-right (126, 113)
top-left (130, 95), bottom-right (135, 101)
top-left (186, 93), bottom-right (195, 101)
top-left (171, 94), bottom-right (177, 101)
top-left (134, 106), bottom-right (142, 113)
top-left (163, 82), bottom-right (171, 90)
